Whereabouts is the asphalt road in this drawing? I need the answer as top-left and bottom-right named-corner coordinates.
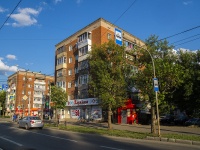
top-left (0, 122), bottom-right (200, 150)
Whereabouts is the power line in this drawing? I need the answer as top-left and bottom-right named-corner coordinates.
top-left (174, 36), bottom-right (200, 47)
top-left (158, 25), bottom-right (200, 41)
top-left (113, 0), bottom-right (137, 25)
top-left (170, 33), bottom-right (200, 45)
top-left (0, 0), bottom-right (22, 31)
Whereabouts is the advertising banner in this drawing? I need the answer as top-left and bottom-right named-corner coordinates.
top-left (115, 28), bottom-right (122, 46)
top-left (91, 106), bottom-right (102, 120)
top-left (66, 98), bottom-right (99, 106)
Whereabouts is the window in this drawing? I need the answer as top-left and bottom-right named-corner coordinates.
top-left (22, 91), bottom-right (24, 94)
top-left (79, 46), bottom-right (88, 57)
top-left (69, 57), bottom-right (72, 63)
top-left (75, 67), bottom-right (78, 74)
top-left (68, 69), bottom-right (72, 75)
top-left (57, 70), bottom-right (62, 77)
top-left (107, 33), bottom-right (111, 39)
top-left (68, 82), bottom-right (72, 88)
top-left (23, 77), bottom-right (26, 81)
top-left (78, 74), bottom-right (88, 85)
top-left (69, 45), bottom-right (72, 51)
top-left (75, 80), bottom-right (78, 87)
top-left (68, 95), bottom-right (71, 100)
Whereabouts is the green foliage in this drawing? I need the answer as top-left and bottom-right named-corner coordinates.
top-left (50, 86), bottom-right (68, 109)
top-left (0, 90), bottom-right (6, 110)
top-left (133, 35), bottom-right (183, 114)
top-left (88, 40), bottom-right (130, 110)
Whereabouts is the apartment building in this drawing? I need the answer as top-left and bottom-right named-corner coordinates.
top-left (55, 18), bottom-right (145, 121)
top-left (5, 71), bottom-right (54, 117)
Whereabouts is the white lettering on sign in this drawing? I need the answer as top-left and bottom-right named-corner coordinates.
top-left (66, 98), bottom-right (99, 106)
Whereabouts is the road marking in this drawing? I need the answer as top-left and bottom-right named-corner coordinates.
top-left (0, 136), bottom-right (23, 146)
top-left (29, 131), bottom-right (78, 143)
top-left (100, 146), bottom-right (124, 150)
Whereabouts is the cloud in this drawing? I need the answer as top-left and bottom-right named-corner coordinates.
top-left (54, 0), bottom-right (62, 4)
top-left (6, 54), bottom-right (17, 60)
top-left (9, 7), bottom-right (42, 27)
top-left (0, 60), bottom-right (18, 75)
top-left (0, 6), bottom-right (8, 13)
top-left (183, 1), bottom-right (192, 5)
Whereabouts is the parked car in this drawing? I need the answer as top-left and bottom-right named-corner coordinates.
top-left (174, 116), bottom-right (189, 125)
top-left (160, 114), bottom-right (175, 125)
top-left (18, 116), bottom-right (44, 130)
top-left (185, 118), bottom-right (200, 126)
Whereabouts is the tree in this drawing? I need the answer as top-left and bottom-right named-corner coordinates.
top-left (173, 50), bottom-right (200, 117)
top-left (88, 40), bottom-right (131, 129)
top-left (50, 85), bottom-right (68, 125)
top-left (0, 90), bottom-right (6, 116)
top-left (133, 35), bottom-right (183, 134)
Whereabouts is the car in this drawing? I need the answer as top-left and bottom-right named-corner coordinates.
top-left (160, 114), bottom-right (175, 125)
top-left (185, 118), bottom-right (200, 126)
top-left (174, 116), bottom-right (189, 125)
top-left (18, 116), bottom-right (44, 130)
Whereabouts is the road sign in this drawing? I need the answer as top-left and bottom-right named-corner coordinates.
top-left (23, 95), bottom-right (28, 100)
top-left (153, 78), bottom-right (159, 92)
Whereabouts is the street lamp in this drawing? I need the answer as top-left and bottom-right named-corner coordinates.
top-left (133, 45), bottom-right (160, 136)
top-left (144, 48), bottom-right (160, 137)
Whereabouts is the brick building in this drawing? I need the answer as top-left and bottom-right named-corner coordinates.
top-left (5, 71), bottom-right (54, 117)
top-left (55, 18), bottom-right (145, 121)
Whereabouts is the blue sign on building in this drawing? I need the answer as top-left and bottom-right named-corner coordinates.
top-left (115, 28), bottom-right (122, 46)
top-left (1, 84), bottom-right (8, 90)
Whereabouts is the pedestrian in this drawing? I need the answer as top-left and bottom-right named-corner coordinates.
top-left (13, 113), bottom-right (17, 122)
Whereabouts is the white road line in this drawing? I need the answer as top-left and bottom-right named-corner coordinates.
top-left (0, 136), bottom-right (23, 147)
top-left (100, 146), bottom-right (124, 150)
top-left (29, 131), bottom-right (78, 143)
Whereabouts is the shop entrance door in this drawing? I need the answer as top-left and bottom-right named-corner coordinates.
top-left (121, 110), bottom-right (127, 124)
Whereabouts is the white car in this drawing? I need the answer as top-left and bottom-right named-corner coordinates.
top-left (18, 116), bottom-right (44, 130)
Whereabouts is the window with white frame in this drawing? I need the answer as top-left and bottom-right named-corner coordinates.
top-left (68, 69), bottom-right (72, 75)
top-left (69, 57), bottom-right (72, 63)
top-left (69, 45), bottom-right (72, 51)
top-left (107, 33), bottom-right (111, 39)
top-left (68, 82), bottom-right (72, 88)
top-left (79, 46), bottom-right (88, 57)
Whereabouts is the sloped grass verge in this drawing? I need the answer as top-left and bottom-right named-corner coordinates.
top-left (44, 123), bottom-right (200, 141)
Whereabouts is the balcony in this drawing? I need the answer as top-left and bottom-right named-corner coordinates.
top-left (57, 52), bottom-right (67, 58)
top-left (56, 63), bottom-right (67, 70)
top-left (77, 39), bottom-right (91, 49)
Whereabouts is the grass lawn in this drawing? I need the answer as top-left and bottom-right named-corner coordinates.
top-left (44, 123), bottom-right (200, 142)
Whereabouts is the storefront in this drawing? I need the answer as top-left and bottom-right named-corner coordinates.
top-left (117, 99), bottom-right (138, 124)
top-left (66, 98), bottom-right (102, 121)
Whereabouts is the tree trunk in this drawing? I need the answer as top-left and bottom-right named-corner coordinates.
top-left (107, 105), bottom-right (112, 130)
top-left (151, 106), bottom-right (156, 134)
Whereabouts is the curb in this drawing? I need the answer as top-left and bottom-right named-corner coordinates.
top-left (146, 136), bottom-right (200, 146)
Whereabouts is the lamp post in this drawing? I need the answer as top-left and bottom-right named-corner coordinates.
top-left (133, 45), bottom-right (160, 136)
top-left (144, 48), bottom-right (160, 136)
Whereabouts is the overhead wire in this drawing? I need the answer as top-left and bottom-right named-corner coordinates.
top-left (0, 0), bottom-right (23, 31)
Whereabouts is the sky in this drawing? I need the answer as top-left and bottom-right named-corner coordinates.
top-left (0, 0), bottom-right (200, 85)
